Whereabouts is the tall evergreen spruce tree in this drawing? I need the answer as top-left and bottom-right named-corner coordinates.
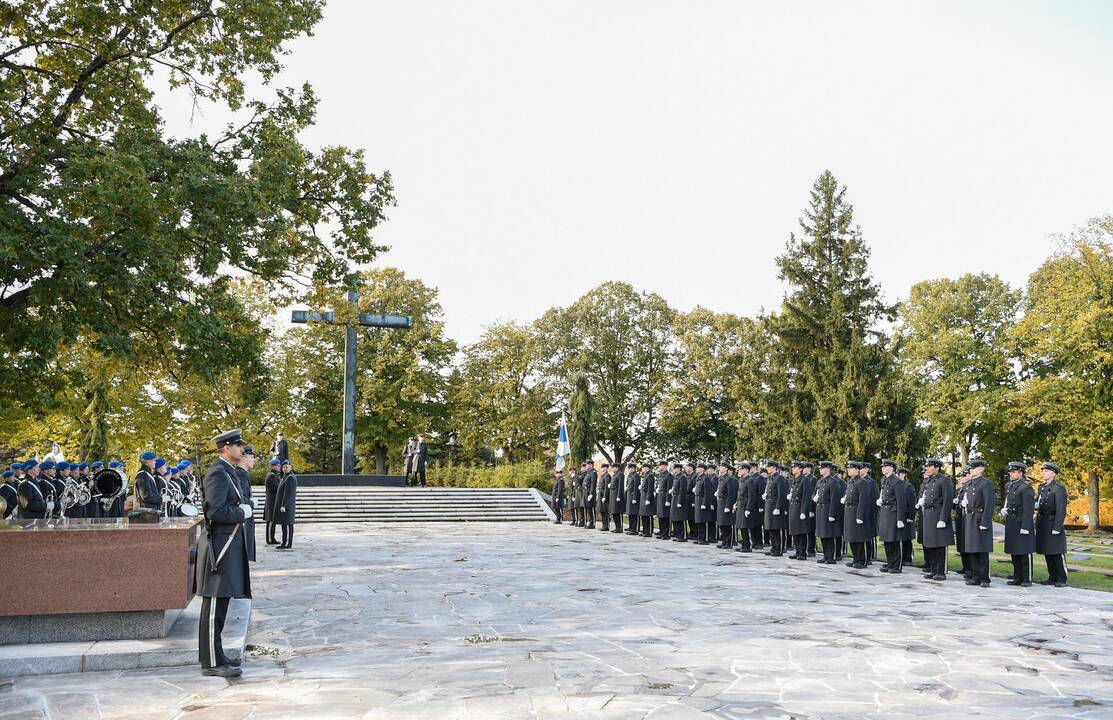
top-left (570, 374), bottom-right (595, 465)
top-left (759, 170), bottom-right (916, 462)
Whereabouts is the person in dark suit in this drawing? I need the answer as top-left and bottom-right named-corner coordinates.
top-left (961, 460), bottom-right (996, 587)
top-left (878, 459), bottom-right (907, 573)
top-left (413, 435), bottom-right (428, 486)
top-left (813, 461), bottom-right (841, 564)
top-left (194, 429), bottom-right (253, 678)
top-left (1036, 462), bottom-right (1069, 587)
top-left (654, 461), bottom-right (672, 539)
top-left (270, 432), bottom-right (289, 463)
top-left (274, 460), bottom-right (298, 549)
top-left (763, 461), bottom-right (788, 557)
top-left (17, 459), bottom-right (51, 519)
top-left (669, 463), bottom-right (690, 541)
top-left (638, 462), bottom-right (655, 537)
top-left (919, 458), bottom-right (955, 581)
top-left (582, 460), bottom-right (597, 529)
top-left (898, 466), bottom-right (917, 566)
top-left (264, 458), bottom-right (281, 544)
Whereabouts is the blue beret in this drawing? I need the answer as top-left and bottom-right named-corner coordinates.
top-left (178, 459), bottom-right (192, 467)
top-left (56, 461), bottom-right (70, 470)
top-left (108, 461), bottom-right (123, 469)
top-left (154, 458), bottom-right (167, 469)
top-left (12, 462), bottom-right (23, 470)
top-left (41, 460), bottom-right (56, 470)
top-left (2, 470), bottom-right (12, 478)
top-left (23, 459), bottom-right (38, 470)
top-left (90, 461), bottom-right (104, 469)
top-left (139, 451), bottom-right (157, 461)
top-left (79, 463), bottom-right (88, 470)
top-left (169, 465), bottom-right (180, 473)
top-left (270, 458), bottom-right (281, 466)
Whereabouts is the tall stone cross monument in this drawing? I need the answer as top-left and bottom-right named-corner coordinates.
top-left (291, 282), bottom-right (412, 474)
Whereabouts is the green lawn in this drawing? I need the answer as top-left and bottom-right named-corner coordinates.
top-left (990, 540), bottom-right (1113, 570)
top-left (942, 553), bottom-right (1113, 593)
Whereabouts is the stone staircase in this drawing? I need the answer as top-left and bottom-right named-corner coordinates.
top-left (291, 486), bottom-right (555, 523)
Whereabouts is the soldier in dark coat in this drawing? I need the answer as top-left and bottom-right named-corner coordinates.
top-left (669, 464), bottom-right (690, 541)
top-left (236, 446), bottom-right (259, 562)
top-left (135, 451), bottom-right (163, 513)
top-left (919, 458), bottom-right (955, 581)
top-left (714, 463), bottom-right (737, 549)
top-left (1036, 462), bottom-right (1069, 587)
top-left (802, 462), bottom-right (818, 557)
top-left (596, 463), bottom-right (610, 531)
top-left (733, 462), bottom-right (755, 552)
top-left (691, 464), bottom-right (711, 544)
top-left (638, 462), bottom-right (655, 537)
top-left (877, 460), bottom-right (907, 573)
top-left (654, 461), bottom-right (672, 539)
top-left (194, 429), bottom-right (252, 678)
top-left (860, 464), bottom-right (879, 565)
top-left (623, 463), bottom-right (639, 534)
top-left (842, 462), bottom-right (871, 568)
top-left (953, 466), bottom-right (973, 579)
top-left (762, 461), bottom-right (788, 556)
top-left (1003, 461), bottom-right (1036, 586)
top-left (607, 464), bottom-right (624, 533)
top-left (898, 467), bottom-right (917, 565)
top-left (583, 461), bottom-right (598, 529)
top-left (813, 461), bottom-right (840, 563)
top-left (551, 469), bottom-right (566, 524)
top-left (264, 458), bottom-right (281, 544)
top-left (787, 461), bottom-right (814, 560)
top-left (17, 459), bottom-right (51, 519)
top-left (274, 460), bottom-right (297, 549)
top-left (961, 460), bottom-right (996, 587)
top-left (571, 466), bottom-right (584, 526)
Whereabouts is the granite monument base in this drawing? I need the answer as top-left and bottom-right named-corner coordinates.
top-left (0, 607), bottom-right (183, 645)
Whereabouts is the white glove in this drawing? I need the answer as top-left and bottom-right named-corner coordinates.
top-left (896, 521), bottom-right (905, 529)
top-left (701, 505), bottom-right (706, 510)
top-left (840, 497), bottom-right (846, 504)
top-left (936, 520), bottom-right (945, 529)
top-left (979, 526), bottom-right (987, 530)
top-left (787, 493), bottom-right (793, 501)
top-left (239, 503), bottom-right (253, 519)
top-left (281, 506), bottom-right (286, 512)
top-left (251, 498), bottom-right (259, 509)
top-left (161, 494), bottom-right (170, 504)
top-left (588, 495), bottom-right (593, 501)
top-left (809, 512), bottom-right (815, 518)
top-left (761, 493), bottom-right (768, 500)
top-left (812, 494), bottom-right (819, 502)
top-left (876, 497), bottom-right (882, 507)
top-left (800, 513), bottom-right (806, 520)
top-left (744, 510), bottom-right (750, 517)
top-left (773, 509), bottom-right (781, 516)
top-left (1020, 528), bottom-right (1029, 535)
top-left (1052, 530), bottom-right (1061, 535)
top-left (645, 500), bottom-right (650, 505)
top-left (916, 496), bottom-right (924, 509)
top-left (828, 517), bottom-right (835, 522)
top-left (856, 519), bottom-right (864, 525)
top-left (960, 496), bottom-right (968, 509)
top-left (1002, 505), bottom-right (1009, 516)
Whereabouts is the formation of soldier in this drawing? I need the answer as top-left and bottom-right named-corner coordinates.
top-left (551, 457), bottom-right (1072, 588)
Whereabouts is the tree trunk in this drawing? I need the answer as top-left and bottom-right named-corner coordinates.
top-left (959, 442), bottom-right (970, 469)
top-left (374, 443), bottom-right (388, 475)
top-left (1087, 470), bottom-right (1100, 532)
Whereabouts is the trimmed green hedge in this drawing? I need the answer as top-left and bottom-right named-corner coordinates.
top-left (427, 460), bottom-right (552, 493)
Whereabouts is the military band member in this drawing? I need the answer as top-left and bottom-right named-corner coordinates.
top-left (18, 459), bottom-right (52, 519)
top-left (607, 463), bottom-right (625, 533)
top-left (195, 429), bottom-right (253, 677)
top-left (787, 461), bottom-right (813, 560)
top-left (87, 460), bottom-right (105, 518)
top-left (105, 461), bottom-right (127, 517)
top-left (1036, 462), bottom-right (1069, 587)
top-left (596, 463), bottom-right (609, 531)
top-left (624, 463), bottom-right (639, 534)
top-left (655, 462), bottom-right (674, 539)
top-left (877, 459), bottom-right (907, 573)
top-left (715, 463), bottom-right (737, 549)
top-left (919, 458), bottom-right (954, 581)
top-left (551, 468), bottom-right (565, 524)
top-left (961, 460), bottom-right (995, 587)
top-left (135, 451), bottom-right (162, 512)
top-left (669, 463), bottom-right (690, 541)
top-left (39, 460), bottom-right (63, 517)
top-left (583, 460), bottom-right (598, 529)
top-left (898, 466), bottom-right (916, 565)
top-left (264, 458), bottom-right (281, 543)
top-left (638, 462), bottom-right (655, 537)
top-left (2, 469), bottom-right (19, 518)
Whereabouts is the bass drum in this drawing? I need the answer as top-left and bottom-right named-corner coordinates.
top-left (178, 502), bottom-right (199, 517)
top-left (94, 467), bottom-right (128, 498)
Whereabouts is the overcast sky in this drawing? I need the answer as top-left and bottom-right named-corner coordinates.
top-left (163, 1), bottom-right (1113, 344)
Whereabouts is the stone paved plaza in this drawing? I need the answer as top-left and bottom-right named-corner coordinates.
top-left (2, 522), bottom-right (1113, 719)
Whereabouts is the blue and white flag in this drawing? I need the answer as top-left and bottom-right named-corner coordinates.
top-left (555, 415), bottom-right (570, 471)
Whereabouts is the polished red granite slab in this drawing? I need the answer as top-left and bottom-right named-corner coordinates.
top-left (0, 518), bottom-right (202, 616)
